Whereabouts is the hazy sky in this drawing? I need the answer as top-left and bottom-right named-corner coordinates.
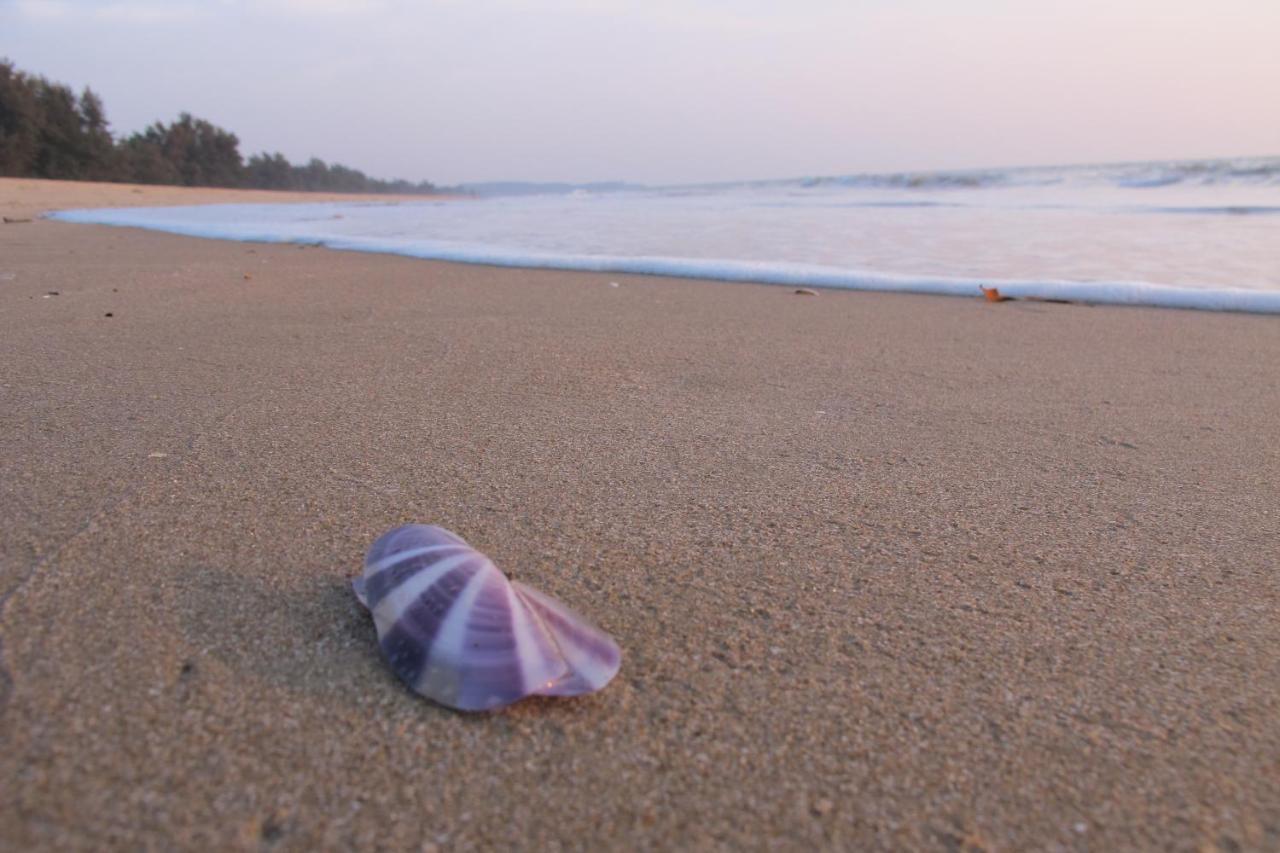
top-left (3, 0), bottom-right (1278, 185)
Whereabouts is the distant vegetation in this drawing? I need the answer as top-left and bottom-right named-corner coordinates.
top-left (0, 59), bottom-right (438, 194)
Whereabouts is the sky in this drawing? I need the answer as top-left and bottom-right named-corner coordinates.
top-left (3, 0), bottom-right (1278, 185)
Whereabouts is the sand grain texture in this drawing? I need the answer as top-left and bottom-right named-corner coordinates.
top-left (1, 179), bottom-right (1278, 850)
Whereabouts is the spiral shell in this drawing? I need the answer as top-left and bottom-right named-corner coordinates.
top-left (353, 524), bottom-right (622, 711)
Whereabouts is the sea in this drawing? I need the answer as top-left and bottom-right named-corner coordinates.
top-left (51, 157), bottom-right (1280, 313)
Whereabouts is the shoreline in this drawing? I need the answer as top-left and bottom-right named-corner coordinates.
top-left (3, 179), bottom-right (1279, 849)
top-left (32, 176), bottom-right (1280, 315)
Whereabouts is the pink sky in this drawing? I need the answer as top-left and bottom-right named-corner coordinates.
top-left (3, 0), bottom-right (1278, 184)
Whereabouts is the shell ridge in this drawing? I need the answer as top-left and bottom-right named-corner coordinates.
top-left (416, 561), bottom-right (497, 708)
top-left (517, 592), bottom-right (594, 697)
top-left (377, 560), bottom-right (482, 691)
top-left (364, 543), bottom-right (468, 576)
top-left (364, 525), bottom-right (468, 569)
top-left (446, 567), bottom-right (546, 710)
top-left (371, 552), bottom-right (478, 633)
top-left (362, 545), bottom-right (473, 611)
top-left (514, 582), bottom-right (622, 697)
top-left (503, 579), bottom-right (572, 697)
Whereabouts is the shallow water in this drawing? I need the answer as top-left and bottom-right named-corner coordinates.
top-left (53, 157), bottom-right (1280, 313)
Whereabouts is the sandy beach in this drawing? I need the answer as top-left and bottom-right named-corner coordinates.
top-left (2, 178), bottom-right (1278, 850)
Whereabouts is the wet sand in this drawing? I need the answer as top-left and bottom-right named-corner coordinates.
top-left (2, 178), bottom-right (1278, 850)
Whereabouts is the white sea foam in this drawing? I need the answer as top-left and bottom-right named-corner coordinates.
top-left (49, 161), bottom-right (1280, 315)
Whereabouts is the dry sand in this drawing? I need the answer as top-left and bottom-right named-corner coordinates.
top-left (2, 178), bottom-right (1278, 850)
top-left (0, 177), bottom-right (447, 222)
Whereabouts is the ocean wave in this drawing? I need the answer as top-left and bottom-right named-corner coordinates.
top-left (48, 206), bottom-right (1280, 315)
top-left (459, 158), bottom-right (1280, 198)
top-left (790, 157), bottom-right (1280, 194)
top-left (779, 157), bottom-right (1280, 196)
top-left (799, 171), bottom-right (1009, 190)
top-left (754, 199), bottom-right (959, 210)
top-left (1131, 205), bottom-right (1280, 216)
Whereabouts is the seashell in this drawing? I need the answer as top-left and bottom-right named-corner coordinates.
top-left (353, 524), bottom-right (622, 711)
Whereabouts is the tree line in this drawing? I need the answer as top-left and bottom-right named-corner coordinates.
top-left (0, 60), bottom-right (438, 194)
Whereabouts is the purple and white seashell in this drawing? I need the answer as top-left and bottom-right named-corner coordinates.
top-left (353, 524), bottom-right (622, 711)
